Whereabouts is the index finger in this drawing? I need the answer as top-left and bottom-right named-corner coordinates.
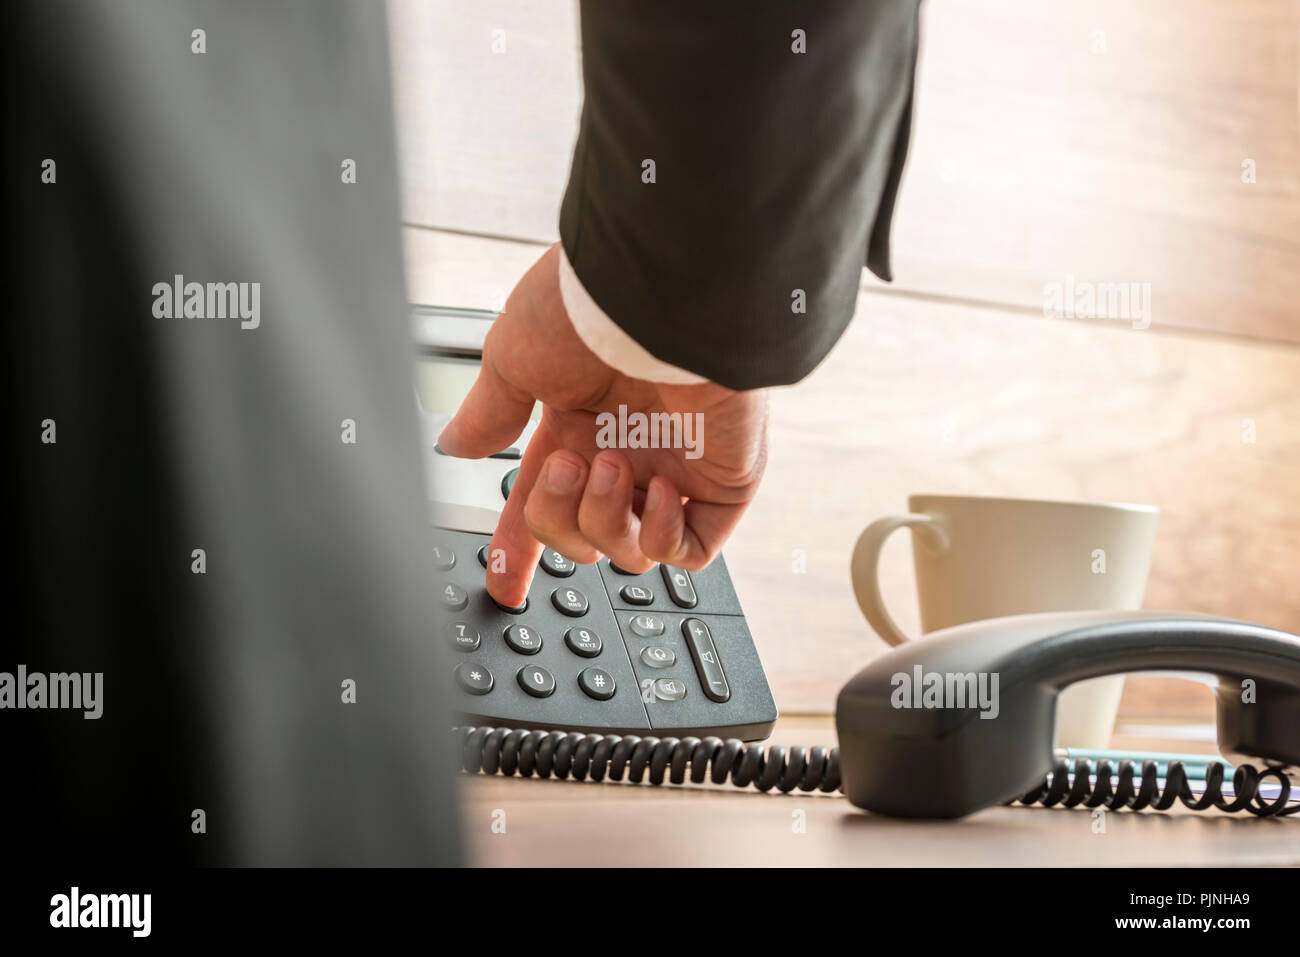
top-left (483, 421), bottom-right (559, 607)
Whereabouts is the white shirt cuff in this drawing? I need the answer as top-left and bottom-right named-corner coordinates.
top-left (557, 247), bottom-right (708, 385)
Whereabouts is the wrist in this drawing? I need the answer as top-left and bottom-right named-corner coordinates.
top-left (557, 245), bottom-right (709, 386)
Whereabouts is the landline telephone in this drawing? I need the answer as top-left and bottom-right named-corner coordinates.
top-left (417, 305), bottom-right (1300, 820)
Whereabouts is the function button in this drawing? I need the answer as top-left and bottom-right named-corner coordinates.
top-left (660, 564), bottom-right (697, 608)
top-left (493, 596), bottom-right (528, 615)
top-left (540, 549), bottom-right (576, 577)
top-left (551, 586), bottom-right (590, 617)
top-left (504, 623), bottom-right (543, 655)
top-left (501, 467), bottom-right (520, 500)
top-left (454, 662), bottom-right (494, 696)
top-left (578, 668), bottom-right (616, 701)
top-left (652, 677), bottom-right (687, 702)
top-left (489, 446), bottom-right (522, 460)
top-left (517, 664), bottom-right (556, 698)
top-left (447, 621), bottom-right (481, 652)
top-left (682, 618), bottom-right (730, 702)
top-left (564, 627), bottom-right (603, 658)
top-left (432, 545), bottom-right (456, 571)
top-left (439, 582), bottom-right (469, 611)
top-left (640, 645), bottom-right (675, 669)
top-left (608, 561), bottom-right (635, 575)
top-left (629, 614), bottom-right (665, 637)
top-left (619, 584), bottom-right (655, 606)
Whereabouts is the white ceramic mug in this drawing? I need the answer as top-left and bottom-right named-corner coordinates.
top-left (851, 494), bottom-right (1160, 748)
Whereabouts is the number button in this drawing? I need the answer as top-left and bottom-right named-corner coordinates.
top-left (504, 624), bottom-right (542, 655)
top-left (540, 550), bottom-right (576, 577)
top-left (578, 668), bottom-right (616, 701)
top-left (454, 662), bottom-right (494, 696)
top-left (447, 622), bottom-right (481, 652)
top-left (493, 596), bottom-right (528, 615)
top-left (564, 627), bottom-right (602, 658)
top-left (439, 582), bottom-right (468, 611)
top-left (619, 585), bottom-right (654, 606)
top-left (653, 678), bottom-right (687, 702)
top-left (432, 545), bottom-right (456, 571)
top-left (551, 587), bottom-right (589, 617)
top-left (517, 665), bottom-right (556, 698)
top-left (477, 543), bottom-right (492, 569)
top-left (501, 467), bottom-right (519, 501)
top-left (639, 645), bottom-right (675, 669)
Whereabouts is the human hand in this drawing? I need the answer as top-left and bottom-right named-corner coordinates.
top-left (436, 244), bottom-right (769, 607)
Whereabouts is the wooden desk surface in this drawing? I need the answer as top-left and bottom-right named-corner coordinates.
top-left (458, 716), bottom-right (1300, 867)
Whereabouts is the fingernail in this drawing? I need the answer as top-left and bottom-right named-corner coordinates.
top-left (545, 457), bottom-right (581, 493)
top-left (590, 459), bottom-right (619, 495)
top-left (645, 480), bottom-right (663, 512)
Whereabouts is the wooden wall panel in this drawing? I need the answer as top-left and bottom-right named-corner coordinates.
top-left (390, 0), bottom-right (1300, 342)
top-left (387, 0), bottom-right (579, 242)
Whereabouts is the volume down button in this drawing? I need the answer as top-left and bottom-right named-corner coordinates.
top-left (681, 618), bottom-right (730, 702)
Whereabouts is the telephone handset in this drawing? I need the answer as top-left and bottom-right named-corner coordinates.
top-left (419, 305), bottom-right (1298, 819)
top-left (835, 609), bottom-right (1300, 817)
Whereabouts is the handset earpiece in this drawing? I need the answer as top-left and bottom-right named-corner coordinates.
top-left (834, 609), bottom-right (1300, 818)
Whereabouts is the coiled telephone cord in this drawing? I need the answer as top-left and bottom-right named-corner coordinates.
top-left (454, 726), bottom-right (1299, 817)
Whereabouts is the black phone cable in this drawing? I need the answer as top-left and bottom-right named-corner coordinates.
top-left (453, 726), bottom-right (1300, 816)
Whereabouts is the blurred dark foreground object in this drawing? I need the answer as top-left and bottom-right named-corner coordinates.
top-left (1, 0), bottom-right (460, 865)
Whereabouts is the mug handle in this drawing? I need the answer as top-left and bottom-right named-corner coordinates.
top-left (851, 514), bottom-right (951, 647)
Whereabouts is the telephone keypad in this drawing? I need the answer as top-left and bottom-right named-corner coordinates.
top-left (434, 529), bottom-right (776, 739)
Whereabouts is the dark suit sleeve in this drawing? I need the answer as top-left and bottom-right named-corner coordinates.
top-left (559, 0), bottom-right (922, 390)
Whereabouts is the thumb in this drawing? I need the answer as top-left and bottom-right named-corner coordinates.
top-left (436, 361), bottom-right (535, 458)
